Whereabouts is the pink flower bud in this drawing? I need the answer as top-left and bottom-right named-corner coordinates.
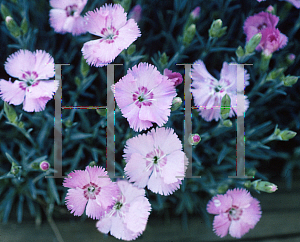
top-left (266, 5), bottom-right (274, 13)
top-left (189, 133), bottom-right (201, 145)
top-left (128, 4), bottom-right (142, 23)
top-left (5, 16), bottom-right (13, 24)
top-left (191, 6), bottom-right (200, 20)
top-left (163, 68), bottom-right (183, 86)
top-left (39, 161), bottom-right (50, 171)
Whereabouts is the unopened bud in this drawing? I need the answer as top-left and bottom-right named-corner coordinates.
top-left (236, 46), bottom-right (244, 58)
top-left (39, 161), bottom-right (50, 171)
top-left (188, 133), bottom-right (201, 145)
top-left (89, 161), bottom-right (97, 167)
top-left (96, 109), bottom-right (107, 117)
top-left (279, 130), bottom-right (297, 141)
top-left (245, 33), bottom-right (262, 54)
top-left (266, 68), bottom-right (285, 81)
top-left (4, 101), bottom-right (18, 124)
top-left (286, 53), bottom-right (295, 65)
top-left (190, 6), bottom-right (200, 20)
top-left (128, 4), bottom-right (142, 23)
top-left (171, 97), bottom-right (182, 111)
top-left (209, 19), bottom-right (227, 38)
top-left (127, 44), bottom-right (136, 55)
top-left (183, 24), bottom-right (196, 46)
top-left (266, 5), bottom-right (275, 14)
top-left (217, 184), bottom-right (228, 194)
top-left (223, 119), bottom-right (232, 127)
top-left (283, 75), bottom-right (298, 86)
top-left (5, 15), bottom-right (21, 38)
top-left (159, 52), bottom-right (169, 66)
top-left (220, 94), bottom-right (231, 117)
top-left (252, 180), bottom-right (278, 193)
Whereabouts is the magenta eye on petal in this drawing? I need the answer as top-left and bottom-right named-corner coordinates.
top-left (65, 4), bottom-right (78, 17)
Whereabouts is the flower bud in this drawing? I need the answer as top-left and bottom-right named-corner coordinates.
top-left (252, 180), bottom-right (278, 193)
top-left (260, 52), bottom-right (272, 72)
top-left (266, 5), bottom-right (275, 14)
top-left (89, 161), bottom-right (97, 167)
top-left (208, 19), bottom-right (227, 38)
top-left (159, 52), bottom-right (169, 66)
top-left (188, 133), bottom-right (201, 145)
top-left (171, 97), bottom-right (182, 111)
top-left (279, 130), bottom-right (297, 141)
top-left (127, 44), bottom-right (136, 55)
top-left (39, 161), bottom-right (50, 171)
top-left (286, 54), bottom-right (295, 65)
top-left (128, 4), bottom-right (142, 23)
top-left (190, 6), bottom-right (200, 20)
top-left (164, 69), bottom-right (183, 86)
top-left (220, 94), bottom-right (231, 117)
top-left (96, 108), bottom-right (107, 117)
top-left (283, 75), bottom-right (298, 87)
top-left (266, 68), bottom-right (285, 81)
top-left (80, 56), bottom-right (89, 77)
top-left (236, 46), bottom-right (244, 58)
top-left (5, 15), bottom-right (21, 38)
top-left (4, 101), bottom-right (18, 124)
top-left (183, 24), bottom-right (196, 46)
top-left (1, 4), bottom-right (11, 20)
top-left (245, 33), bottom-right (262, 54)
top-left (217, 184), bottom-right (228, 194)
top-left (223, 119), bottom-right (232, 127)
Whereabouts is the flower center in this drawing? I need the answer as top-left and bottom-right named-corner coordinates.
top-left (257, 23), bottom-right (267, 30)
top-left (21, 71), bottom-right (39, 86)
top-left (65, 4), bottom-right (78, 17)
top-left (83, 182), bottom-right (101, 200)
top-left (132, 86), bottom-right (154, 108)
top-left (214, 85), bottom-right (223, 92)
top-left (227, 206), bottom-right (243, 221)
top-left (114, 201), bottom-right (123, 210)
top-left (145, 148), bottom-right (167, 177)
top-left (100, 27), bottom-right (119, 43)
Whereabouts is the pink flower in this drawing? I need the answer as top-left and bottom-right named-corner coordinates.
top-left (49, 0), bottom-right (87, 36)
top-left (243, 11), bottom-right (279, 42)
top-left (124, 127), bottom-right (188, 195)
top-left (0, 50), bottom-right (58, 112)
top-left (163, 68), bottom-right (183, 86)
top-left (96, 180), bottom-right (151, 241)
top-left (191, 60), bottom-right (250, 122)
top-left (128, 4), bottom-right (142, 23)
top-left (63, 166), bottom-right (119, 220)
top-left (81, 4), bottom-right (141, 67)
top-left (259, 27), bottom-right (288, 55)
top-left (114, 63), bottom-right (177, 132)
top-left (207, 188), bottom-right (262, 239)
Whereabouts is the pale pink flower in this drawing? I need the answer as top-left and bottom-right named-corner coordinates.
top-left (124, 127), bottom-right (188, 195)
top-left (259, 27), bottom-right (288, 55)
top-left (163, 68), bottom-right (183, 86)
top-left (207, 188), bottom-right (262, 239)
top-left (49, 0), bottom-right (87, 36)
top-left (128, 4), bottom-right (142, 23)
top-left (96, 180), bottom-right (151, 241)
top-left (114, 63), bottom-right (177, 132)
top-left (63, 166), bottom-right (119, 220)
top-left (191, 60), bottom-right (250, 122)
top-left (0, 50), bottom-right (58, 112)
top-left (81, 4), bottom-right (141, 67)
top-left (243, 11), bottom-right (279, 42)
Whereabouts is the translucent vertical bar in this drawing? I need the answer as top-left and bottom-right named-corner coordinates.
top-left (177, 64), bottom-right (201, 179)
top-left (228, 64), bottom-right (253, 179)
top-left (46, 64), bottom-right (69, 179)
top-left (104, 64), bottom-right (124, 179)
